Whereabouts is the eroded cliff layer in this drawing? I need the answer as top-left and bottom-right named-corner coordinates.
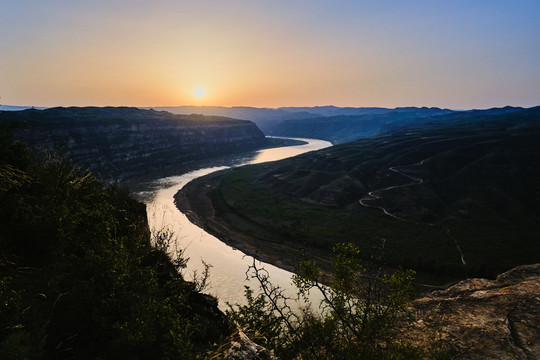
top-left (0, 107), bottom-right (267, 179)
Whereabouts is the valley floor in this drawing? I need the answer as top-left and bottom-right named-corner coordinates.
top-left (176, 174), bottom-right (540, 359)
top-left (175, 171), bottom-right (317, 273)
top-left (174, 171), bottom-right (460, 288)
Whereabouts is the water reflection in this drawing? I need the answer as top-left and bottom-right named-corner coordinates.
top-left (142, 137), bottom-right (331, 309)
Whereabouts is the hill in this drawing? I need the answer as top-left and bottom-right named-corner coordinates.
top-left (0, 107), bottom-right (267, 180)
top-left (177, 106), bottom-right (540, 280)
top-left (267, 107), bottom-right (453, 144)
top-left (154, 105), bottom-right (453, 138)
top-left (152, 106), bottom-right (322, 133)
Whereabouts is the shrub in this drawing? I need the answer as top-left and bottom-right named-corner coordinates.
top-left (0, 134), bottom-right (231, 359)
top-left (228, 243), bottom-right (445, 359)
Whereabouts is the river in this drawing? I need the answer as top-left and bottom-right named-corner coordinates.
top-left (141, 138), bottom-right (331, 309)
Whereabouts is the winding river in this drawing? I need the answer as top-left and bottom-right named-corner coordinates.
top-left (142, 138), bottom-right (331, 309)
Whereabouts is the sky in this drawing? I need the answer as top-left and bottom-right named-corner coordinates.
top-left (1, 0), bottom-right (539, 109)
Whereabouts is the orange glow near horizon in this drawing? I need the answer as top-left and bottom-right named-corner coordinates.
top-left (1, 1), bottom-right (539, 109)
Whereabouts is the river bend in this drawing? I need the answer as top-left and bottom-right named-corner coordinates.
top-left (143, 138), bottom-right (331, 308)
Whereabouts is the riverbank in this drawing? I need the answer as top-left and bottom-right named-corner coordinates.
top-left (146, 137), bottom-right (332, 308)
top-left (174, 169), bottom-right (333, 274)
top-left (126, 137), bottom-right (307, 195)
top-left (174, 168), bottom-right (468, 289)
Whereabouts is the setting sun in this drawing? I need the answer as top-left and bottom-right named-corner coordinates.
top-left (194, 88), bottom-right (206, 99)
top-left (0, 1), bottom-right (538, 109)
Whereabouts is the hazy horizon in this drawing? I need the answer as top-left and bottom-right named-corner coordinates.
top-left (1, 1), bottom-right (539, 109)
top-left (1, 104), bottom-right (537, 112)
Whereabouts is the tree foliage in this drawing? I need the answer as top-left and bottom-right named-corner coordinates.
top-left (0, 132), bottom-right (231, 359)
top-left (228, 243), bottom-right (448, 359)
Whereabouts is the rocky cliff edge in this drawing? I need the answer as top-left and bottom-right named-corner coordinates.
top-left (404, 264), bottom-right (540, 359)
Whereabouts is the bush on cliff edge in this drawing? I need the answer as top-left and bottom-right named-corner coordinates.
top-left (0, 131), bottom-right (231, 359)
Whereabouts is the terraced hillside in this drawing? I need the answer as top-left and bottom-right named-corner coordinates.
top-left (178, 107), bottom-right (540, 280)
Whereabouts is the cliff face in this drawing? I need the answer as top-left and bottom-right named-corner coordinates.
top-left (404, 264), bottom-right (540, 359)
top-left (0, 107), bottom-right (267, 179)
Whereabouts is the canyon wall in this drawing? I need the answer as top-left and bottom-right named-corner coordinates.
top-left (0, 107), bottom-right (267, 179)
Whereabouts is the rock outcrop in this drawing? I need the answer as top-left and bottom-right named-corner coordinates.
top-left (404, 264), bottom-right (540, 359)
top-left (213, 330), bottom-right (276, 360)
top-left (0, 107), bottom-right (267, 180)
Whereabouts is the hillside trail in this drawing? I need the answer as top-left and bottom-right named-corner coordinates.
top-left (359, 159), bottom-right (467, 265)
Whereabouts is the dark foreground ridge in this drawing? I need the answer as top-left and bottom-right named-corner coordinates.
top-left (0, 135), bottom-right (234, 358)
top-left (0, 106), bottom-right (267, 180)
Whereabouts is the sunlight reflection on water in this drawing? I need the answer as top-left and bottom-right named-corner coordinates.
top-left (143, 138), bottom-right (331, 309)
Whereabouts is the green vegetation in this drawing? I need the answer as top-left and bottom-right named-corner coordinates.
top-left (0, 131), bottom-right (231, 358)
top-left (195, 108), bottom-right (540, 280)
top-left (6, 107), bottom-right (530, 357)
top-left (0, 130), bottom-right (448, 359)
top-left (210, 166), bottom-right (462, 276)
top-left (228, 243), bottom-right (450, 359)
top-left (0, 131), bottom-right (442, 359)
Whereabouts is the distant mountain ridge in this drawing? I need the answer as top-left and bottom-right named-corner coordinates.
top-left (153, 105), bottom-right (535, 144)
top-left (268, 106), bottom-right (534, 144)
top-left (0, 105), bottom-right (47, 111)
top-left (4, 104), bottom-right (533, 145)
top-left (151, 106), bottom-right (324, 132)
top-left (268, 107), bottom-right (456, 144)
top-left (152, 105), bottom-right (454, 137)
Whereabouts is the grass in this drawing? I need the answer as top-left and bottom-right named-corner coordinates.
top-left (210, 166), bottom-right (470, 280)
top-left (200, 113), bottom-right (540, 281)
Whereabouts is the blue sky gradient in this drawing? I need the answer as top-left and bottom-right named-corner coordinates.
top-left (1, 0), bottom-right (539, 108)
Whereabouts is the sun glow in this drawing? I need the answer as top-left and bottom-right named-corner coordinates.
top-left (194, 88), bottom-right (206, 99)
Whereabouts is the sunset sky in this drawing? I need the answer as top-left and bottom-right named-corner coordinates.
top-left (1, 0), bottom-right (539, 109)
